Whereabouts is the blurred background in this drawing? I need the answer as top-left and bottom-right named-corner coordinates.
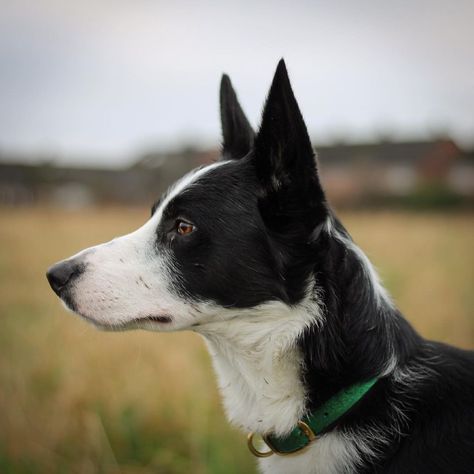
top-left (0, 1), bottom-right (473, 473)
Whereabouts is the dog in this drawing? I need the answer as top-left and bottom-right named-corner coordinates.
top-left (47, 60), bottom-right (474, 474)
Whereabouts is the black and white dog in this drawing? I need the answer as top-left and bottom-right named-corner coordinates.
top-left (47, 60), bottom-right (473, 474)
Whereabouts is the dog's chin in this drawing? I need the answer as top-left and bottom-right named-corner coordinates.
top-left (58, 292), bottom-right (174, 332)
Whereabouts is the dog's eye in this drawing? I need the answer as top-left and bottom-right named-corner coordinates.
top-left (176, 220), bottom-right (195, 236)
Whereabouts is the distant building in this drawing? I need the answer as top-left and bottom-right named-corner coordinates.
top-left (0, 162), bottom-right (162, 207)
top-left (448, 151), bottom-right (474, 197)
top-left (316, 139), bottom-right (464, 204)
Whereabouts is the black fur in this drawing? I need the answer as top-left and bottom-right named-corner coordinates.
top-left (157, 159), bottom-right (289, 307)
top-left (220, 74), bottom-right (255, 160)
top-left (156, 60), bottom-right (474, 472)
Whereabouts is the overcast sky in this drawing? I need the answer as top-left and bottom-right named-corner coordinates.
top-left (1, 0), bottom-right (473, 167)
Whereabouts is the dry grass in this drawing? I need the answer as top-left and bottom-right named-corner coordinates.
top-left (0, 206), bottom-right (472, 474)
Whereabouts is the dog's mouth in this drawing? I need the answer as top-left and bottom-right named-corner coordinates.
top-left (135, 314), bottom-right (173, 324)
top-left (73, 311), bottom-right (174, 331)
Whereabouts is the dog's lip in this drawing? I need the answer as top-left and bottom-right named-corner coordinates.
top-left (86, 314), bottom-right (174, 327)
top-left (134, 314), bottom-right (173, 324)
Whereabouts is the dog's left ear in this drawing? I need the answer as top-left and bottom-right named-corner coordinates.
top-left (220, 74), bottom-right (255, 160)
top-left (254, 59), bottom-right (326, 229)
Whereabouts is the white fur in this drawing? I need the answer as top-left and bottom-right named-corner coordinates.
top-left (324, 216), bottom-right (393, 309)
top-left (343, 238), bottom-right (393, 309)
top-left (196, 294), bottom-right (324, 436)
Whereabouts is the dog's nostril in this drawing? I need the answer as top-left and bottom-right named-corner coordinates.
top-left (46, 260), bottom-right (82, 295)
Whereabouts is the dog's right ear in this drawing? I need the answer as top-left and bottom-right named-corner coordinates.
top-left (219, 74), bottom-right (255, 160)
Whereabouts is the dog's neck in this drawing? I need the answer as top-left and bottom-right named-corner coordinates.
top-left (196, 298), bottom-right (322, 436)
top-left (195, 219), bottom-right (420, 439)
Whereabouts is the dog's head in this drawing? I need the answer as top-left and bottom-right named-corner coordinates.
top-left (46, 60), bottom-right (329, 331)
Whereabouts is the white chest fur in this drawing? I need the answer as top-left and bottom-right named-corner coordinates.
top-left (195, 298), bottom-right (363, 474)
top-left (203, 326), bottom-right (306, 436)
top-left (205, 338), bottom-right (360, 474)
top-left (197, 299), bottom-right (320, 435)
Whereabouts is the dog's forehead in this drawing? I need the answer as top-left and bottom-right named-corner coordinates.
top-left (154, 158), bottom-right (254, 219)
top-left (151, 161), bottom-right (228, 218)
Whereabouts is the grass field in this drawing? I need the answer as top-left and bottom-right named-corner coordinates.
top-left (0, 207), bottom-right (473, 474)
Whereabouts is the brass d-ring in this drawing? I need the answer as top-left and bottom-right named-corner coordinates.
top-left (247, 432), bottom-right (274, 457)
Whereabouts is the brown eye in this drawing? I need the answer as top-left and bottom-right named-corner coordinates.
top-left (176, 220), bottom-right (195, 236)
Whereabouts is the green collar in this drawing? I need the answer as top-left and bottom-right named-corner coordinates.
top-left (248, 378), bottom-right (378, 457)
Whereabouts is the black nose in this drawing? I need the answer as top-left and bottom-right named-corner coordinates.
top-left (46, 260), bottom-right (82, 295)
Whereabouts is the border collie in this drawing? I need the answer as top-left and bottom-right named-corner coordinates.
top-left (47, 60), bottom-right (473, 474)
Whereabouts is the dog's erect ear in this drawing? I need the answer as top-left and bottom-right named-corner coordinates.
top-left (219, 74), bottom-right (255, 160)
top-left (254, 59), bottom-right (326, 229)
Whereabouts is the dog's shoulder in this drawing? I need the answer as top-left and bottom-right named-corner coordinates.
top-left (376, 342), bottom-right (474, 474)
top-left (424, 341), bottom-right (474, 407)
